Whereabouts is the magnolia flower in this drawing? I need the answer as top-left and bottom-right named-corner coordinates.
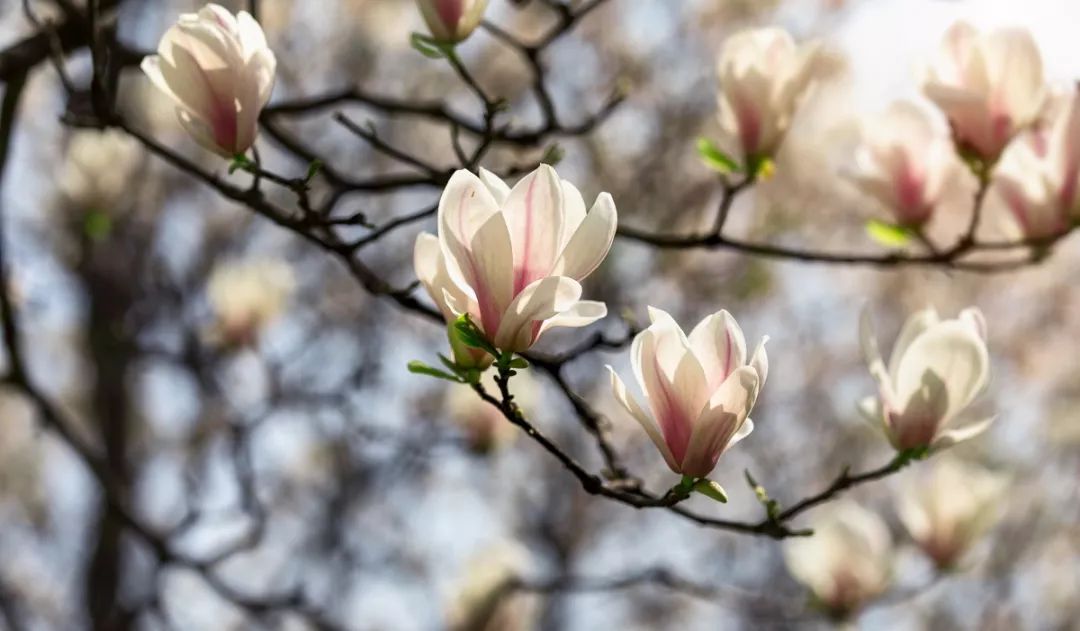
top-left (445, 542), bottom-right (532, 631)
top-left (897, 458), bottom-right (1007, 569)
top-left (414, 165), bottom-right (617, 355)
top-left (207, 259), bottom-right (295, 347)
top-left (847, 101), bottom-right (961, 226)
top-left (142, 4), bottom-right (276, 157)
top-left (607, 307), bottom-right (767, 479)
top-left (784, 501), bottom-right (892, 619)
top-left (59, 130), bottom-right (142, 212)
top-left (859, 306), bottom-right (992, 452)
top-left (991, 89), bottom-right (1080, 240)
top-left (418, 0), bottom-right (488, 44)
top-left (922, 22), bottom-right (1045, 160)
top-left (716, 27), bottom-right (824, 161)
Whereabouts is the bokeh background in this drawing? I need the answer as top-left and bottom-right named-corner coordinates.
top-left (0, 0), bottom-right (1078, 629)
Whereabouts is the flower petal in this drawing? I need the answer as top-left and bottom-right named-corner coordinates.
top-left (503, 165), bottom-right (564, 293)
top-left (552, 192), bottom-right (617, 282)
top-left (608, 366), bottom-right (679, 473)
top-left (932, 415), bottom-right (995, 450)
top-left (492, 276), bottom-right (581, 352)
top-left (680, 366), bottom-right (758, 477)
top-left (478, 167), bottom-right (511, 205)
top-left (687, 310), bottom-right (748, 391)
top-left (893, 320), bottom-right (990, 428)
top-left (537, 300), bottom-right (607, 337)
top-left (888, 307), bottom-right (941, 379)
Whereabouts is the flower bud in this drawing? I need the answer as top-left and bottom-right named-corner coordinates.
top-left (991, 88), bottom-right (1080, 240)
top-left (847, 102), bottom-right (961, 227)
top-left (784, 501), bottom-right (893, 619)
top-left (141, 4), bottom-right (276, 157)
top-left (206, 258), bottom-right (294, 348)
top-left (418, 0), bottom-right (489, 44)
top-left (716, 27), bottom-right (825, 161)
top-left (922, 22), bottom-right (1045, 160)
top-left (608, 307), bottom-right (767, 478)
top-left (896, 458), bottom-right (1007, 570)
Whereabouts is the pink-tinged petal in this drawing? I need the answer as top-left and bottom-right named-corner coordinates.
top-left (551, 192), bottom-right (617, 282)
top-left (687, 310), bottom-right (748, 391)
top-left (177, 109), bottom-right (229, 156)
top-left (890, 383), bottom-right (950, 450)
top-left (645, 306), bottom-right (694, 382)
top-left (680, 366), bottom-right (759, 477)
top-left (467, 212), bottom-right (515, 337)
top-left (636, 329), bottom-right (694, 465)
top-left (608, 366), bottom-right (679, 473)
top-left (438, 170), bottom-right (502, 288)
top-left (492, 276), bottom-right (581, 352)
top-left (503, 165), bottom-right (564, 294)
top-left (199, 4), bottom-right (239, 33)
top-left (436, 0), bottom-right (466, 32)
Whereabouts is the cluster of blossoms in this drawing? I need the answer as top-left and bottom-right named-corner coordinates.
top-left (139, 2), bottom-right (1005, 492)
top-left (136, 3), bottom-right (1025, 620)
top-left (783, 456), bottom-right (1007, 619)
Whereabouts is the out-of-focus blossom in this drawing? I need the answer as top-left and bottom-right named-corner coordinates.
top-left (922, 22), bottom-right (1045, 160)
top-left (716, 27), bottom-right (825, 161)
top-left (897, 457), bottom-right (1007, 569)
top-left (141, 4), bottom-right (276, 157)
top-left (847, 101), bottom-right (961, 226)
top-left (206, 259), bottom-right (295, 347)
top-left (446, 370), bottom-right (537, 454)
top-left (991, 89), bottom-right (1080, 240)
top-left (445, 542), bottom-right (532, 631)
top-left (784, 501), bottom-right (893, 619)
top-left (414, 165), bottom-right (616, 356)
top-left (59, 130), bottom-right (142, 212)
top-left (859, 306), bottom-right (992, 452)
top-left (607, 307), bottom-right (767, 478)
top-left (418, 0), bottom-right (488, 44)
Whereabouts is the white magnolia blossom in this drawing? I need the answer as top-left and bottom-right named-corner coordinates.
top-left (716, 27), bottom-right (824, 160)
top-left (847, 101), bottom-right (961, 226)
top-left (859, 306), bottom-right (992, 452)
top-left (897, 457), bottom-right (1008, 569)
top-left (414, 165), bottom-right (617, 355)
top-left (142, 3), bottom-right (276, 157)
top-left (784, 501), bottom-right (893, 618)
top-left (608, 307), bottom-right (767, 478)
top-left (59, 130), bottom-right (142, 211)
top-left (445, 542), bottom-right (531, 631)
top-left (991, 89), bottom-right (1080, 240)
top-left (207, 259), bottom-right (295, 346)
top-left (922, 21), bottom-right (1045, 160)
top-left (417, 0), bottom-right (488, 44)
